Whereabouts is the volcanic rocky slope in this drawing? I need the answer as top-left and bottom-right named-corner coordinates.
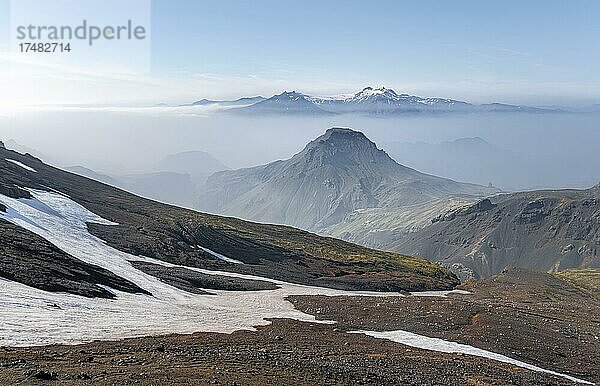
top-left (197, 128), bottom-right (498, 246)
top-left (0, 220), bottom-right (148, 299)
top-left (0, 142), bottom-right (459, 297)
top-left (393, 189), bottom-right (600, 280)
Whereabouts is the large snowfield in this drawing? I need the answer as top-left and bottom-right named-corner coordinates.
top-left (0, 189), bottom-right (591, 384)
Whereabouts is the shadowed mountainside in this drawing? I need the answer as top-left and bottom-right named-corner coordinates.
top-left (0, 142), bottom-right (459, 295)
top-left (393, 189), bottom-right (600, 280)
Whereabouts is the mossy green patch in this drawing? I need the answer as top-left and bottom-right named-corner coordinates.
top-left (555, 269), bottom-right (600, 299)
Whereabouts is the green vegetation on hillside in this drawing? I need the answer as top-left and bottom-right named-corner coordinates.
top-left (555, 269), bottom-right (600, 298)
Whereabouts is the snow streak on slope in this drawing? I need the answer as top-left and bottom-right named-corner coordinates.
top-left (350, 330), bottom-right (592, 384)
top-left (198, 245), bottom-right (243, 264)
top-left (0, 189), bottom-right (401, 346)
top-left (5, 159), bottom-right (37, 173)
top-left (0, 190), bottom-right (590, 384)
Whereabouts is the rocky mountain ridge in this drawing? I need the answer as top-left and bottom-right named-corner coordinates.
top-left (394, 188), bottom-right (600, 280)
top-left (196, 87), bottom-right (564, 115)
top-left (197, 128), bottom-right (498, 242)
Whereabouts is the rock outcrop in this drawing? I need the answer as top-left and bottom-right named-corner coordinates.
top-left (394, 189), bottom-right (600, 280)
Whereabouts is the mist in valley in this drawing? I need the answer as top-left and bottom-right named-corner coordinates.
top-left (1, 108), bottom-right (598, 192)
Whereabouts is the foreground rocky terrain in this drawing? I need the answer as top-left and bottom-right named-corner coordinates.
top-left (291, 268), bottom-right (600, 384)
top-left (0, 268), bottom-right (596, 385)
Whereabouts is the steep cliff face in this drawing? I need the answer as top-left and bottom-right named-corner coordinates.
top-left (393, 189), bottom-right (600, 280)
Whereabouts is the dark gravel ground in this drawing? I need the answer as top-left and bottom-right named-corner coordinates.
top-left (0, 319), bottom-right (581, 386)
top-left (0, 269), bottom-right (596, 385)
top-left (289, 268), bottom-right (600, 384)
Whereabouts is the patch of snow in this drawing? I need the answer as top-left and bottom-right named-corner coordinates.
top-left (0, 189), bottom-right (401, 347)
top-left (349, 330), bottom-right (592, 384)
top-left (347, 87), bottom-right (402, 103)
top-left (5, 159), bottom-right (37, 173)
top-left (197, 245), bottom-right (243, 264)
top-left (309, 93), bottom-right (354, 103)
top-left (408, 289), bottom-right (471, 297)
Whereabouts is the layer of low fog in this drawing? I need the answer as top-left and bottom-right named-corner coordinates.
top-left (1, 107), bottom-right (598, 191)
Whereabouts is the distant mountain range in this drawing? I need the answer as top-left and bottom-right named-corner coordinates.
top-left (236, 91), bottom-right (334, 115)
top-left (187, 87), bottom-right (565, 116)
top-left (197, 128), bottom-right (499, 244)
top-left (187, 96), bottom-right (266, 107)
top-left (154, 150), bottom-right (229, 185)
top-left (67, 150), bottom-right (229, 208)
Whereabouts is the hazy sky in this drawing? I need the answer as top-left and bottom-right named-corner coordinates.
top-left (1, 0), bottom-right (600, 107)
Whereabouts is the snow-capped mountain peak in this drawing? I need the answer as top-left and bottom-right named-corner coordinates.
top-left (237, 90), bottom-right (333, 115)
top-left (358, 86), bottom-right (396, 96)
top-left (274, 91), bottom-right (309, 101)
top-left (346, 87), bottom-right (402, 103)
